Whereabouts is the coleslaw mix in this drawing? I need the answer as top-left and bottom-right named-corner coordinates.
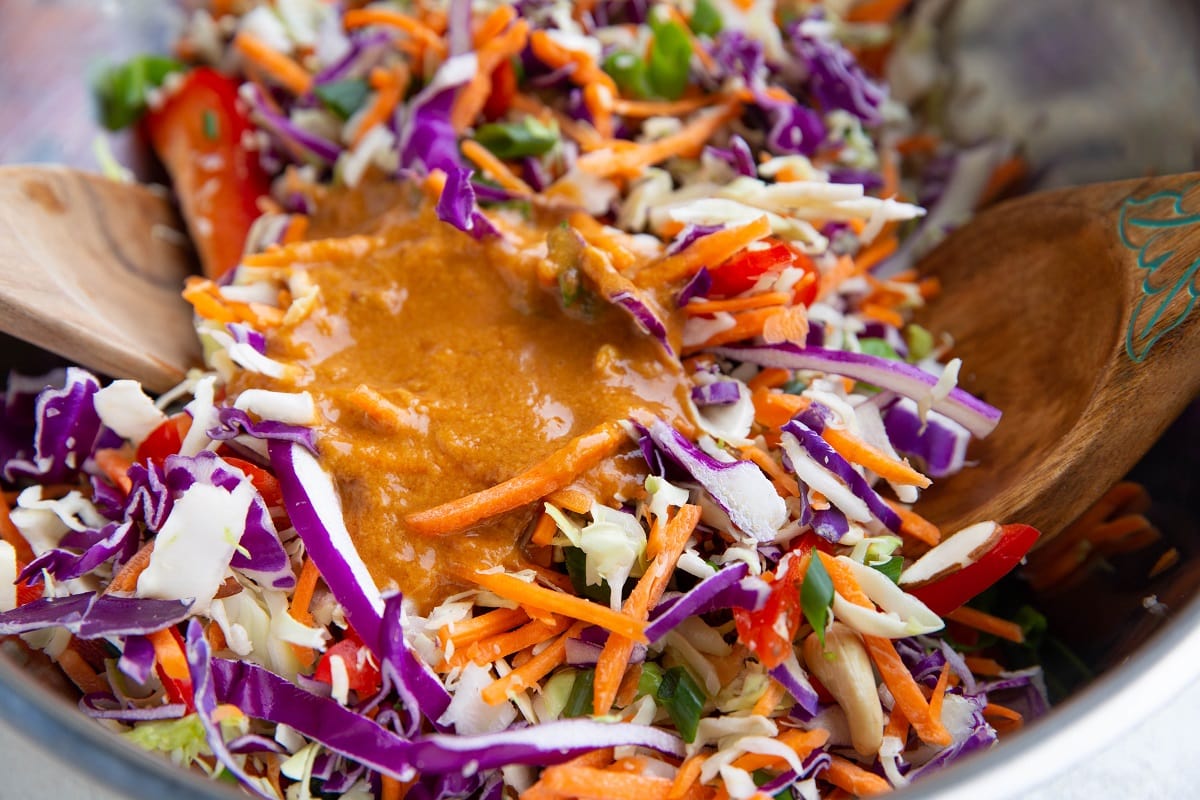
top-left (0, 2), bottom-right (1050, 799)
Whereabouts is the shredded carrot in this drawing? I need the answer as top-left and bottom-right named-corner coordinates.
top-left (821, 427), bottom-right (931, 488)
top-left (747, 367), bottom-right (791, 392)
top-left (344, 8), bottom-right (448, 58)
top-left (684, 292), bottom-right (791, 317)
top-left (56, 644), bottom-right (109, 696)
top-left (669, 754), bottom-right (707, 800)
top-left (593, 505), bottom-right (701, 714)
top-left (452, 616), bottom-right (569, 668)
top-left (963, 656), bottom-right (1006, 677)
top-left (817, 552), bottom-right (951, 747)
top-left (406, 421), bottom-right (626, 535)
top-left (539, 764), bottom-right (674, 800)
top-left (816, 255), bottom-right (857, 302)
top-left (481, 621), bottom-right (585, 705)
top-left (146, 627), bottom-right (191, 686)
top-left (883, 705), bottom-right (910, 743)
top-left (882, 499), bottom-right (942, 547)
top-left (731, 728), bottom-right (828, 772)
top-left (611, 96), bottom-right (715, 118)
top-left (280, 215), bottom-right (310, 245)
top-left (569, 212), bottom-right (640, 272)
top-left (750, 678), bottom-right (787, 717)
top-left (182, 277), bottom-right (286, 328)
top-left (451, 19), bottom-right (531, 130)
top-left (380, 775), bottom-right (412, 800)
top-left (577, 100), bottom-right (743, 180)
top-left (441, 607), bottom-right (530, 650)
top-left (546, 486), bottom-right (593, 514)
top-left (0, 491), bottom-right (34, 565)
top-left (824, 755), bottom-right (892, 797)
top-left (614, 663), bottom-right (644, 709)
top-left (859, 301), bottom-right (905, 329)
top-left (686, 306), bottom-right (785, 352)
top-left (467, 570), bottom-right (646, 642)
top-left (983, 702), bottom-right (1024, 735)
top-left (234, 32), bottom-right (313, 96)
top-left (895, 132), bottom-right (940, 156)
top-left (461, 139), bottom-right (535, 195)
top-left (352, 65), bottom-right (408, 147)
top-left (853, 234), bottom-right (899, 274)
top-left (585, 82), bottom-right (616, 139)
top-left (94, 448), bottom-right (135, 495)
top-left (529, 30), bottom-right (618, 96)
top-left (928, 662), bottom-right (952, 723)
top-left (976, 155), bottom-right (1028, 209)
top-left (105, 541), bottom-right (156, 595)
top-left (472, 4), bottom-right (517, 47)
top-left (945, 606), bottom-right (1024, 644)
top-left (750, 387), bottom-right (810, 430)
top-left (530, 508), bottom-right (559, 547)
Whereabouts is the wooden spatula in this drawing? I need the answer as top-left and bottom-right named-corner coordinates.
top-left (913, 173), bottom-right (1200, 535)
top-left (0, 165), bottom-right (199, 393)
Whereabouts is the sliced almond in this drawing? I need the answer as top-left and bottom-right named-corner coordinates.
top-left (899, 520), bottom-right (1003, 588)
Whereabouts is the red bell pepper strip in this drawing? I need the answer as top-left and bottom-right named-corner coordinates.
top-left (908, 524), bottom-right (1041, 616)
top-left (145, 67), bottom-right (270, 279)
top-left (313, 629), bottom-right (381, 696)
top-left (733, 570), bottom-right (802, 669)
top-left (708, 240), bottom-right (794, 298)
top-left (147, 626), bottom-right (195, 711)
top-left (221, 456), bottom-right (284, 509)
top-left (483, 58), bottom-right (517, 121)
top-left (135, 413), bottom-right (193, 468)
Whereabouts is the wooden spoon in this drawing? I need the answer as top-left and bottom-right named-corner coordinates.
top-left (913, 172), bottom-right (1200, 537)
top-left (0, 165), bottom-right (199, 393)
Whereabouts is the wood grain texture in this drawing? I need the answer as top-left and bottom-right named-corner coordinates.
top-left (0, 165), bottom-right (200, 392)
top-left (915, 173), bottom-right (1200, 538)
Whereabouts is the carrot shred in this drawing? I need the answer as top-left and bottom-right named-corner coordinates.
top-left (611, 96), bottom-right (715, 118)
top-left (406, 421), bottom-right (626, 535)
top-left (461, 139), bottom-right (534, 195)
top-left (546, 487), bottom-right (593, 514)
top-left (635, 215), bottom-right (770, 288)
top-left (529, 30), bottom-right (618, 96)
top-left (686, 306), bottom-right (785, 352)
top-left (976, 155), bottom-right (1029, 209)
top-left (146, 627), bottom-right (191, 685)
top-left (750, 677), bottom-right (787, 717)
top-left (441, 607), bottom-right (530, 650)
top-left (451, 19), bottom-right (531, 131)
top-left (846, 0), bottom-right (913, 23)
top-left (352, 65), bottom-right (409, 147)
top-left (242, 234), bottom-right (385, 267)
top-left (105, 540), bottom-right (156, 595)
top-left (684, 292), bottom-right (792, 317)
top-left (739, 444), bottom-right (801, 498)
top-left (234, 32), bottom-right (313, 96)
top-left (466, 570), bottom-right (647, 642)
top-left (568, 212), bottom-right (640, 272)
top-left (669, 754), bottom-right (707, 800)
top-left (56, 643), bottom-right (110, 696)
top-left (593, 505), bottom-right (701, 714)
top-left (945, 606), bottom-right (1025, 644)
top-left (817, 552), bottom-right (951, 747)
top-left (747, 367), bottom-right (791, 392)
top-left (94, 448), bottom-right (135, 495)
top-left (882, 499), bottom-right (942, 547)
top-left (821, 427), bottom-right (931, 488)
top-left (578, 100), bottom-right (743, 180)
top-left (472, 4), bottom-right (517, 47)
top-left (963, 656), bottom-right (1006, 677)
top-left (824, 755), bottom-right (892, 797)
top-left (343, 8), bottom-right (448, 58)
top-left (731, 728), bottom-right (828, 773)
top-left (0, 491), bottom-right (35, 565)
top-left (452, 616), bottom-right (569, 668)
top-left (539, 764), bottom-right (674, 800)
top-left (614, 662), bottom-right (644, 709)
top-left (928, 662), bottom-right (952, 723)
top-left (859, 301), bottom-right (905, 329)
top-left (883, 705), bottom-right (910, 743)
top-left (530, 508), bottom-right (559, 547)
top-left (750, 387), bottom-right (811, 430)
top-left (481, 621), bottom-right (585, 705)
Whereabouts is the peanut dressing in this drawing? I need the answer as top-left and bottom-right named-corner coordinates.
top-left (250, 201), bottom-right (689, 610)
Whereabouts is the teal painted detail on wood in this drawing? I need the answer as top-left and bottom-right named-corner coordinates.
top-left (1118, 188), bottom-right (1200, 362)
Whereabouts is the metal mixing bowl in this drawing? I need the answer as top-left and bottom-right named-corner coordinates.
top-left (1, 1), bottom-right (1198, 797)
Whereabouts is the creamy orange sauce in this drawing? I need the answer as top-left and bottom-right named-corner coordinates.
top-left (249, 194), bottom-right (689, 610)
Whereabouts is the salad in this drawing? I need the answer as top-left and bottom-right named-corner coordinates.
top-left (0, 1), bottom-right (1051, 798)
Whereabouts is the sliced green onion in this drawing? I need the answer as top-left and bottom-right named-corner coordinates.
top-left (475, 117), bottom-right (559, 160)
top-left (904, 323), bottom-right (934, 362)
top-left (564, 668), bottom-right (595, 718)
top-left (656, 665), bottom-right (705, 743)
top-left (603, 50), bottom-right (652, 100)
top-left (314, 78), bottom-right (371, 121)
top-left (858, 337), bottom-right (900, 361)
top-left (690, 0), bottom-right (724, 37)
top-left (636, 662), bottom-right (664, 699)
top-left (647, 18), bottom-right (693, 100)
top-left (870, 555), bottom-right (904, 584)
top-left (801, 554), bottom-right (834, 646)
top-left (94, 54), bottom-right (185, 131)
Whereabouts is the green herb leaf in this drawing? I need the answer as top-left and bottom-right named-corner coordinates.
top-left (870, 555), bottom-right (904, 584)
top-left (904, 323), bottom-right (934, 362)
top-left (656, 666), bottom-right (706, 742)
top-left (564, 668), bottom-right (596, 717)
top-left (753, 769), bottom-right (795, 800)
top-left (858, 337), bottom-right (900, 360)
top-left (801, 555), bottom-right (835, 646)
top-left (314, 78), bottom-right (371, 121)
top-left (603, 50), bottom-right (652, 100)
top-left (475, 117), bottom-right (559, 160)
top-left (647, 18), bottom-right (693, 100)
top-left (94, 55), bottom-right (185, 131)
top-left (690, 0), bottom-right (724, 37)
